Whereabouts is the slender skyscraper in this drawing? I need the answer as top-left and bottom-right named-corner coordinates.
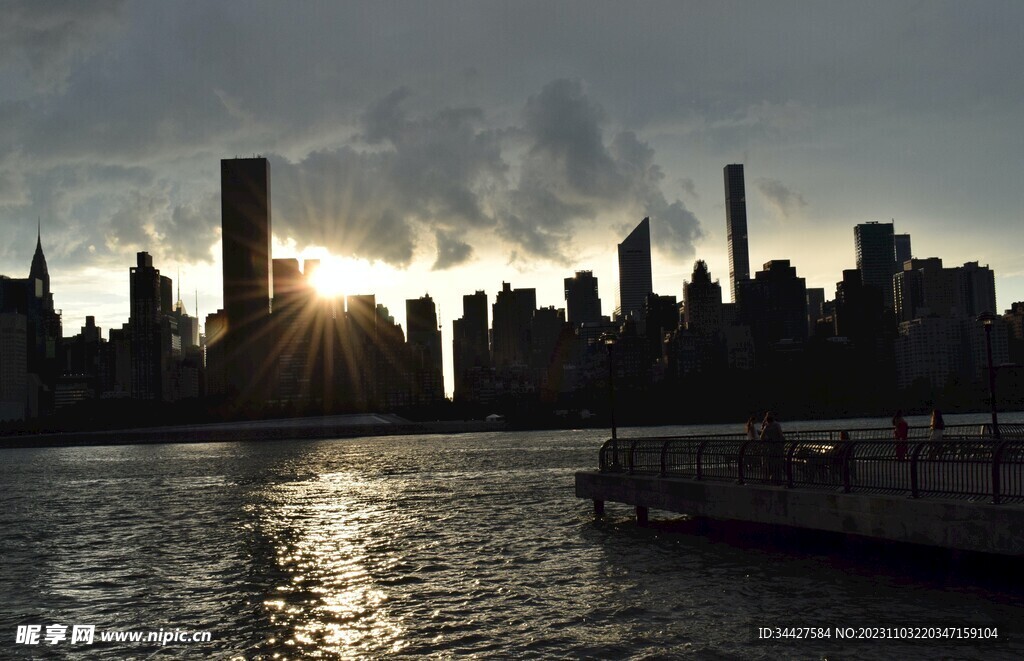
top-left (724, 164), bottom-right (750, 303)
top-left (616, 217), bottom-right (653, 322)
top-left (129, 252), bottom-right (162, 400)
top-left (221, 157), bottom-right (272, 398)
top-left (894, 233), bottom-right (912, 268)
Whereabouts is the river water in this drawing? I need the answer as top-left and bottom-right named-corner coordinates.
top-left (2, 413), bottom-right (1023, 659)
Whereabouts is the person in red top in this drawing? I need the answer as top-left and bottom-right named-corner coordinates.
top-left (892, 409), bottom-right (909, 460)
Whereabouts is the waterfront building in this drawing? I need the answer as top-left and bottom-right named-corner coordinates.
top-left (345, 294), bottom-right (379, 407)
top-left (0, 312), bottom-right (27, 421)
top-left (101, 323), bottom-right (132, 399)
top-left (895, 316), bottom-right (1009, 390)
top-left (221, 157), bottom-right (272, 401)
top-left (1004, 302), bottom-right (1024, 364)
top-left (894, 258), bottom-right (996, 323)
top-left (616, 218), bottom-right (653, 322)
top-left (737, 260), bottom-right (808, 359)
top-left (724, 164), bottom-right (750, 303)
top-left (854, 221), bottom-right (897, 309)
top-left (960, 261), bottom-right (997, 317)
top-left (204, 310), bottom-right (228, 396)
top-left (564, 271), bottom-right (602, 325)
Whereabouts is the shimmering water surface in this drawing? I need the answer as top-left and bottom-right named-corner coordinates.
top-left (2, 414), bottom-right (1023, 659)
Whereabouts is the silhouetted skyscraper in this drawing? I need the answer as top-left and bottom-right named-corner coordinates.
top-left (724, 164), bottom-right (750, 302)
top-left (738, 260), bottom-right (808, 358)
top-left (854, 221), bottom-right (896, 309)
top-left (453, 291), bottom-right (489, 403)
top-left (683, 260), bottom-right (723, 337)
top-left (806, 287), bottom-right (825, 337)
top-left (407, 294), bottom-right (444, 403)
top-left (616, 217), bottom-right (653, 322)
top-left (492, 282), bottom-right (536, 367)
top-left (564, 271), bottom-right (602, 325)
top-left (0, 311), bottom-right (27, 421)
top-left (894, 233), bottom-right (912, 268)
top-left (221, 157), bottom-right (272, 399)
top-left (129, 252), bottom-right (162, 400)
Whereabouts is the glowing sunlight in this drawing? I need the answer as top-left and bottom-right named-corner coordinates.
top-left (303, 253), bottom-right (378, 299)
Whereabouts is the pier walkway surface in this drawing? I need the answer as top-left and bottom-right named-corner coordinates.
top-left (576, 424), bottom-right (1024, 556)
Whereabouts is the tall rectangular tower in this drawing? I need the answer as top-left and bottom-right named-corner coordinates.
top-left (564, 270), bottom-right (602, 325)
top-left (616, 217), bottom-right (653, 322)
top-left (129, 251), bottom-right (161, 401)
top-left (221, 157), bottom-right (272, 399)
top-left (894, 233), bottom-right (912, 268)
top-left (724, 164), bottom-right (750, 303)
top-left (406, 294), bottom-right (444, 403)
top-left (854, 221), bottom-right (896, 309)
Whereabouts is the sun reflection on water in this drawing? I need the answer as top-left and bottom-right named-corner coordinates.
top-left (255, 471), bottom-right (406, 657)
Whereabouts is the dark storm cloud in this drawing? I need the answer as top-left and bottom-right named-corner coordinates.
top-left (3, 0), bottom-right (1021, 291)
top-left (522, 79), bottom-right (625, 198)
top-left (755, 178), bottom-right (808, 219)
top-left (502, 80), bottom-right (702, 260)
top-left (432, 230), bottom-right (474, 271)
top-left (0, 1), bottom-right (127, 92)
top-left (268, 90), bottom-right (507, 266)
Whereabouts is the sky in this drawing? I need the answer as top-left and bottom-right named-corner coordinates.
top-left (1, 1), bottom-right (1022, 396)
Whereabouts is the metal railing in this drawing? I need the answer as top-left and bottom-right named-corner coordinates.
top-left (598, 429), bottom-right (1024, 504)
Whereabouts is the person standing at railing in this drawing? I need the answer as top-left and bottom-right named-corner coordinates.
top-left (892, 409), bottom-right (909, 461)
top-left (929, 409), bottom-right (945, 440)
top-left (759, 411), bottom-right (785, 481)
top-left (745, 414), bottom-right (758, 441)
top-left (760, 412), bottom-right (784, 442)
top-left (929, 408), bottom-right (948, 458)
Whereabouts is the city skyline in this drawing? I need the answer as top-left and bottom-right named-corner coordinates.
top-left (2, 2), bottom-right (1023, 397)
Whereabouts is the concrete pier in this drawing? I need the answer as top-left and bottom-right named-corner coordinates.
top-left (576, 471), bottom-right (1024, 556)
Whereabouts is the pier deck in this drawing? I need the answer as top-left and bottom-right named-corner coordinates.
top-left (576, 426), bottom-right (1024, 556)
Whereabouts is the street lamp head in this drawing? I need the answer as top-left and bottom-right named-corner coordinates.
top-left (977, 311), bottom-right (997, 327)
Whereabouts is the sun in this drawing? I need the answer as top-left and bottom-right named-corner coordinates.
top-left (304, 253), bottom-right (388, 300)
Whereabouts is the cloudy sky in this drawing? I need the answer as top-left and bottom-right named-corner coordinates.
top-left (2, 1), bottom-right (1022, 393)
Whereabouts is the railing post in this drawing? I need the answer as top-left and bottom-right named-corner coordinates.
top-left (660, 439), bottom-right (669, 477)
top-left (910, 442), bottom-right (925, 498)
top-left (628, 439), bottom-right (638, 475)
top-left (696, 440), bottom-right (707, 481)
top-left (992, 440), bottom-right (1008, 505)
top-left (738, 440), bottom-right (749, 485)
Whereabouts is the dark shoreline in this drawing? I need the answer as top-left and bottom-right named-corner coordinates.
top-left (0, 417), bottom-right (510, 449)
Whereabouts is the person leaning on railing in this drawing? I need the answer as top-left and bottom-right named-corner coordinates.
top-left (892, 409), bottom-right (909, 461)
top-left (929, 408), bottom-right (948, 458)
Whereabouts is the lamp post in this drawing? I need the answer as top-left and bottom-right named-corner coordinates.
top-left (604, 335), bottom-right (618, 442)
top-left (977, 312), bottom-right (1000, 439)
